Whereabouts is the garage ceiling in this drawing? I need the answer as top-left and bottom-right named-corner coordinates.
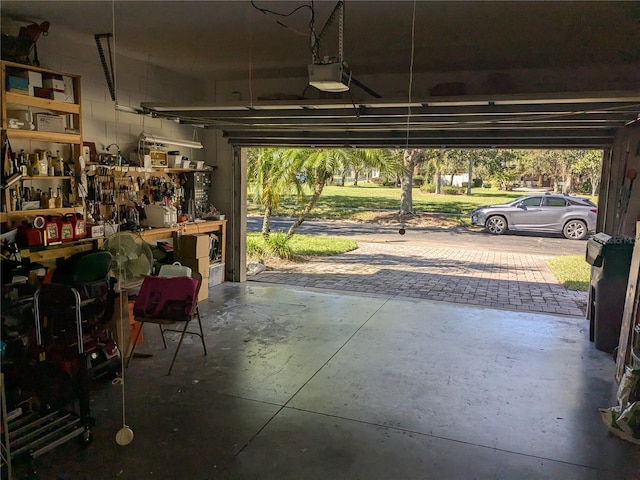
top-left (2, 1), bottom-right (639, 148)
top-left (142, 94), bottom-right (640, 149)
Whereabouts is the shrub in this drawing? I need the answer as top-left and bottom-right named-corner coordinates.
top-left (382, 177), bottom-right (397, 187)
top-left (370, 176), bottom-right (385, 185)
top-left (442, 186), bottom-right (463, 195)
top-left (266, 231), bottom-right (293, 260)
top-left (472, 178), bottom-right (483, 188)
top-left (246, 237), bottom-right (266, 262)
top-left (421, 183), bottom-right (436, 193)
top-left (461, 182), bottom-right (468, 188)
top-left (483, 182), bottom-right (492, 188)
top-left (413, 175), bottom-right (425, 187)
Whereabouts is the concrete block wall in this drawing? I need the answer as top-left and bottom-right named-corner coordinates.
top-left (21, 23), bottom-right (207, 162)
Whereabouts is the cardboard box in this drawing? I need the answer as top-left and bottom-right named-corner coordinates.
top-left (15, 71), bottom-right (42, 96)
top-left (180, 256), bottom-right (210, 280)
top-left (88, 224), bottom-right (105, 238)
top-left (62, 76), bottom-right (75, 102)
top-left (7, 76), bottom-right (28, 92)
top-left (197, 282), bottom-right (208, 302)
top-left (180, 234), bottom-right (210, 260)
top-left (208, 262), bottom-right (225, 287)
top-left (43, 78), bottom-right (65, 91)
top-left (34, 113), bottom-right (66, 133)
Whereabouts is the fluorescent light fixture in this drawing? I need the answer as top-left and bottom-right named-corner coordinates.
top-left (139, 132), bottom-right (203, 149)
top-left (308, 63), bottom-right (351, 93)
top-left (115, 104), bottom-right (143, 114)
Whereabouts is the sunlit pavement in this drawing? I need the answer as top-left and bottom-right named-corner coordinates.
top-left (250, 241), bottom-right (587, 317)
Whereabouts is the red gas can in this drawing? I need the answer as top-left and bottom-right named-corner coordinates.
top-left (43, 216), bottom-right (60, 245)
top-left (65, 213), bottom-right (86, 240)
top-left (56, 216), bottom-right (74, 243)
top-left (17, 221), bottom-right (43, 247)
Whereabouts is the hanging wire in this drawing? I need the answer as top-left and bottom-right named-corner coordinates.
top-left (110, 0), bottom-right (133, 447)
top-left (405, 0), bottom-right (417, 150)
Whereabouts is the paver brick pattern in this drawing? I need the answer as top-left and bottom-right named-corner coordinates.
top-left (250, 242), bottom-right (588, 317)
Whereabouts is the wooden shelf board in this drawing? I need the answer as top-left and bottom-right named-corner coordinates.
top-left (5, 92), bottom-right (80, 114)
top-left (2, 60), bottom-right (80, 79)
top-left (7, 207), bottom-right (81, 217)
top-left (165, 168), bottom-right (216, 173)
top-left (22, 176), bottom-right (72, 180)
top-left (5, 129), bottom-right (81, 145)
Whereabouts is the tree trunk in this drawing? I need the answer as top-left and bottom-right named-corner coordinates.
top-left (400, 149), bottom-right (420, 215)
top-left (435, 170), bottom-right (442, 194)
top-left (591, 175), bottom-right (600, 196)
top-left (466, 157), bottom-right (473, 196)
top-left (449, 172), bottom-right (455, 187)
top-left (261, 205), bottom-right (272, 239)
top-left (353, 168), bottom-right (360, 186)
top-left (286, 181), bottom-right (326, 240)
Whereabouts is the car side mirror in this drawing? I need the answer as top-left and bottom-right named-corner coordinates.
top-left (516, 203), bottom-right (524, 209)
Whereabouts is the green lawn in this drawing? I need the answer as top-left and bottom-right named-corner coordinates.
top-left (248, 184), bottom-right (526, 219)
top-left (547, 255), bottom-right (590, 291)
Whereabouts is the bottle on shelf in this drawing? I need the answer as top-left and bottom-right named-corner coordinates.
top-left (54, 150), bottom-right (64, 176)
top-left (30, 153), bottom-right (39, 177)
top-left (37, 152), bottom-right (48, 177)
top-left (19, 150), bottom-right (28, 176)
top-left (55, 187), bottom-right (63, 208)
top-left (47, 153), bottom-right (55, 176)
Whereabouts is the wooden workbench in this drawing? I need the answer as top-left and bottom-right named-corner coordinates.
top-left (13, 219), bottom-right (226, 266)
top-left (140, 219), bottom-right (226, 262)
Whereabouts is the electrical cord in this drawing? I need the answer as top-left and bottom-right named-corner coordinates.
top-left (250, 0), bottom-right (318, 59)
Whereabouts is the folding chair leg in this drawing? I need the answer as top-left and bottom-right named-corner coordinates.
top-left (196, 308), bottom-right (207, 356)
top-left (158, 325), bottom-right (168, 349)
top-left (125, 321), bottom-right (144, 368)
top-left (167, 320), bottom-right (190, 376)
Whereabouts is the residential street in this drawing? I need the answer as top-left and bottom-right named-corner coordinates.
top-left (247, 215), bottom-right (588, 256)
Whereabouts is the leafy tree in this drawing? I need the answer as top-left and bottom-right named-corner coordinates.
top-left (348, 148), bottom-right (396, 186)
top-left (441, 149), bottom-right (470, 187)
top-left (421, 149), bottom-right (446, 194)
top-left (247, 148), bottom-right (303, 238)
top-left (284, 148), bottom-right (349, 240)
top-left (569, 150), bottom-right (603, 196)
top-left (477, 149), bottom-right (521, 190)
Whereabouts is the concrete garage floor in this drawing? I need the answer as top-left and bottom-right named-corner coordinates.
top-left (20, 282), bottom-right (640, 480)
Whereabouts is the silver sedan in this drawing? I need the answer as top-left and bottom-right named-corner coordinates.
top-left (470, 194), bottom-right (597, 240)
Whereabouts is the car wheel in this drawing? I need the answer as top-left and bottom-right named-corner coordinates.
top-left (485, 215), bottom-right (507, 235)
top-left (563, 220), bottom-right (587, 240)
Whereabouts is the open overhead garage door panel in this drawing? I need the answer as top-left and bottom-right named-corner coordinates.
top-left (142, 92), bottom-right (639, 149)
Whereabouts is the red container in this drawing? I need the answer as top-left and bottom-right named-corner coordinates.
top-left (17, 222), bottom-right (43, 247)
top-left (56, 216), bottom-right (74, 243)
top-left (43, 216), bottom-right (60, 245)
top-left (65, 213), bottom-right (86, 240)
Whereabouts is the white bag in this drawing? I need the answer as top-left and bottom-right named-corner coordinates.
top-left (158, 261), bottom-right (192, 278)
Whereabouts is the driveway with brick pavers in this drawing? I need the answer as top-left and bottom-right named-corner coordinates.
top-left (249, 242), bottom-right (588, 317)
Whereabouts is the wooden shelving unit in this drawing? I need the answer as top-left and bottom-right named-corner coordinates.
top-left (1, 60), bottom-right (85, 230)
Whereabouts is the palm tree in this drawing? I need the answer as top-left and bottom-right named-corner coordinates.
top-left (284, 148), bottom-right (348, 240)
top-left (349, 148), bottom-right (398, 186)
top-left (283, 148), bottom-right (401, 240)
top-left (247, 148), bottom-right (303, 238)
